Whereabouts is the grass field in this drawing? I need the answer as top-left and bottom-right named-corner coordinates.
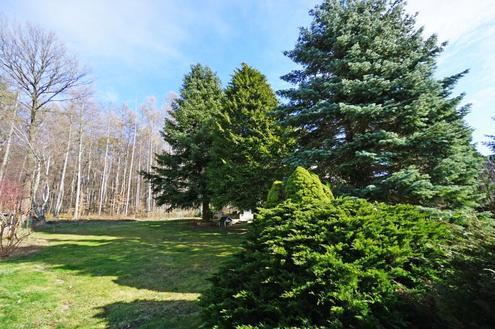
top-left (0, 219), bottom-right (246, 328)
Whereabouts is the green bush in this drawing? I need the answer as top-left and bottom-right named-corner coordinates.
top-left (266, 181), bottom-right (284, 208)
top-left (266, 167), bottom-right (333, 208)
top-left (432, 211), bottom-right (495, 328)
top-left (200, 197), bottom-right (454, 328)
top-left (285, 166), bottom-right (333, 204)
top-left (323, 181), bottom-right (334, 200)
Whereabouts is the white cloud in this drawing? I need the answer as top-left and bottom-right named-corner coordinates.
top-left (406, 1), bottom-right (495, 155)
top-left (5, 0), bottom-right (187, 65)
top-left (3, 0), bottom-right (493, 155)
top-left (407, 0), bottom-right (495, 43)
top-left (2, 0), bottom-right (239, 70)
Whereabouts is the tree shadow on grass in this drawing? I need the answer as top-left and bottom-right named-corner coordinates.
top-left (5, 219), bottom-right (247, 293)
top-left (95, 299), bottom-right (202, 329)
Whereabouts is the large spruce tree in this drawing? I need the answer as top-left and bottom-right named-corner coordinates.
top-left (144, 64), bottom-right (223, 220)
top-left (209, 63), bottom-right (293, 210)
top-left (279, 0), bottom-right (482, 208)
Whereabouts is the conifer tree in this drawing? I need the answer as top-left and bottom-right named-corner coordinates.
top-left (143, 64), bottom-right (223, 220)
top-left (279, 0), bottom-right (482, 208)
top-left (209, 63), bottom-right (293, 210)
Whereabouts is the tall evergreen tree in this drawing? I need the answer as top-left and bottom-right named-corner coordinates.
top-left (279, 0), bottom-right (482, 208)
top-left (143, 64), bottom-right (223, 220)
top-left (209, 63), bottom-right (293, 210)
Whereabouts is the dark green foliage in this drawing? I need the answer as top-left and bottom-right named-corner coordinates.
top-left (439, 213), bottom-right (495, 328)
top-left (278, 0), bottom-right (483, 209)
top-left (208, 63), bottom-right (294, 210)
top-left (266, 181), bottom-right (284, 208)
top-left (284, 166), bottom-right (333, 204)
top-left (201, 197), bottom-right (454, 328)
top-left (142, 64), bottom-right (223, 220)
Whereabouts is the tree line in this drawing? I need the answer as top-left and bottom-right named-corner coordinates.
top-left (1, 0), bottom-right (493, 222)
top-left (146, 0), bottom-right (488, 219)
top-left (0, 19), bottom-right (171, 221)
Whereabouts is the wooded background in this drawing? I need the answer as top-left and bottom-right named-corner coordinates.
top-left (0, 20), bottom-right (175, 219)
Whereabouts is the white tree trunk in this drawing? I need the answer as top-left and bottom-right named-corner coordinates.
top-left (112, 155), bottom-right (121, 215)
top-left (54, 118), bottom-right (72, 216)
top-left (135, 141), bottom-right (142, 213)
top-left (147, 132), bottom-right (153, 214)
top-left (85, 140), bottom-right (93, 215)
top-left (0, 97), bottom-right (18, 182)
top-left (36, 155), bottom-right (51, 221)
top-left (98, 125), bottom-right (111, 215)
top-left (124, 123), bottom-right (137, 216)
top-left (119, 144), bottom-right (129, 215)
top-left (73, 106), bottom-right (84, 220)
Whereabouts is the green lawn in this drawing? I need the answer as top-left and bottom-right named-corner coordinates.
top-left (0, 219), bottom-right (246, 328)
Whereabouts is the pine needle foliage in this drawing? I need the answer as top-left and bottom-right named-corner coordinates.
top-left (278, 0), bottom-right (483, 209)
top-left (143, 64), bottom-right (223, 220)
top-left (201, 196), bottom-right (455, 328)
top-left (209, 63), bottom-right (293, 210)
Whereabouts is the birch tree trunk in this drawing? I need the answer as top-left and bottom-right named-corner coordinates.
top-left (135, 141), bottom-right (142, 213)
top-left (30, 158), bottom-right (42, 220)
top-left (35, 155), bottom-right (51, 222)
top-left (54, 117), bottom-right (72, 217)
top-left (147, 132), bottom-right (153, 214)
top-left (119, 144), bottom-right (129, 215)
top-left (0, 97), bottom-right (17, 182)
top-left (98, 125), bottom-right (111, 215)
top-left (73, 105), bottom-right (84, 220)
top-left (124, 123), bottom-right (137, 216)
top-left (85, 140), bottom-right (93, 215)
top-left (112, 155), bottom-right (121, 215)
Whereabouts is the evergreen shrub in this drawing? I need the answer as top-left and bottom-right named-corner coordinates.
top-left (201, 196), bottom-right (453, 328)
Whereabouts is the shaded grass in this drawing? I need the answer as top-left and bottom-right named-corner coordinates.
top-left (0, 219), bottom-right (246, 328)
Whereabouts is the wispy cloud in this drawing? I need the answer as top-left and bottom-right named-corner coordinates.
top-left (406, 0), bottom-right (495, 155)
top-left (2, 0), bottom-right (493, 154)
top-left (5, 0), bottom-right (201, 65)
top-left (407, 0), bottom-right (495, 43)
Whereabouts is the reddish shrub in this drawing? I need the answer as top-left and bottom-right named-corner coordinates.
top-left (0, 179), bottom-right (23, 211)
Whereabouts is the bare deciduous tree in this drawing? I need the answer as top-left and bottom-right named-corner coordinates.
top-left (0, 19), bottom-right (88, 222)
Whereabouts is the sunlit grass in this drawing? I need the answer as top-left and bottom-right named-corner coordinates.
top-left (0, 219), bottom-right (246, 328)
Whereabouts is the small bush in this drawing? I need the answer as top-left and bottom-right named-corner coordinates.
top-left (266, 167), bottom-right (333, 208)
top-left (266, 181), bottom-right (284, 208)
top-left (285, 167), bottom-right (333, 204)
top-left (201, 197), bottom-right (454, 328)
top-left (0, 179), bottom-right (22, 210)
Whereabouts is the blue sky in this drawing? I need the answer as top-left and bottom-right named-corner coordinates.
top-left (2, 0), bottom-right (494, 154)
